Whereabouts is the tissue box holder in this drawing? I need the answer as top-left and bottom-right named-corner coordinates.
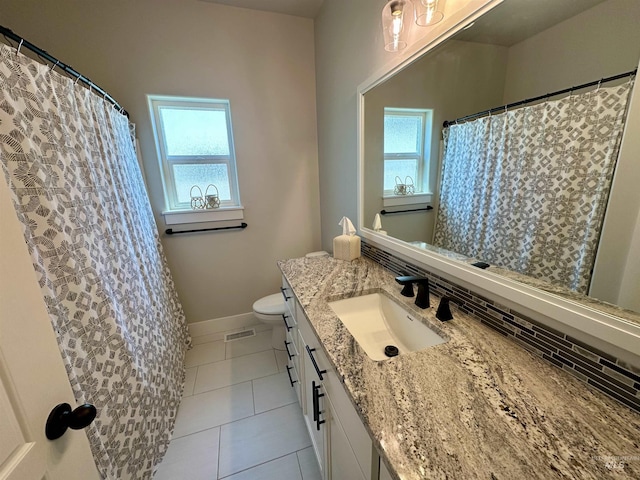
top-left (333, 235), bottom-right (361, 261)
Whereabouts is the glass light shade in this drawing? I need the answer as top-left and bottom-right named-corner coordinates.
top-left (415, 0), bottom-right (445, 27)
top-left (382, 0), bottom-right (413, 52)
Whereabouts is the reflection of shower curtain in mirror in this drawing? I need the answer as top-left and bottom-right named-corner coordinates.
top-left (433, 81), bottom-right (634, 293)
top-left (0, 44), bottom-right (190, 479)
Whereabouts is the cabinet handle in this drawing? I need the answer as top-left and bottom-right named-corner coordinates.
top-left (280, 287), bottom-right (292, 301)
top-left (282, 314), bottom-right (292, 331)
top-left (312, 381), bottom-right (325, 431)
top-left (284, 341), bottom-right (295, 360)
top-left (285, 365), bottom-right (297, 387)
top-left (305, 345), bottom-right (327, 380)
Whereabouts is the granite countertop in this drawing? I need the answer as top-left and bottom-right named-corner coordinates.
top-left (278, 256), bottom-right (640, 480)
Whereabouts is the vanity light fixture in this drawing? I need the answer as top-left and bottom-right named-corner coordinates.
top-left (382, 0), bottom-right (447, 52)
top-left (382, 0), bottom-right (412, 52)
top-left (415, 0), bottom-right (445, 26)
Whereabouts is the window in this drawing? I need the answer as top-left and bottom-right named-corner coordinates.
top-left (383, 108), bottom-right (433, 196)
top-left (148, 96), bottom-right (242, 223)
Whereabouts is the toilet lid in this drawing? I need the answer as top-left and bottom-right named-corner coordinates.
top-left (253, 293), bottom-right (286, 315)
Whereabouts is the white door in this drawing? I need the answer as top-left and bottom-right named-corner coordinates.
top-left (0, 177), bottom-right (99, 480)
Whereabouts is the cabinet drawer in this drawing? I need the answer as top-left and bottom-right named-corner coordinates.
top-left (281, 277), bottom-right (296, 319)
top-left (285, 361), bottom-right (302, 406)
top-left (285, 328), bottom-right (300, 374)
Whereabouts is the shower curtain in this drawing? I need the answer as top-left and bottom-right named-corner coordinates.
top-left (0, 44), bottom-right (190, 479)
top-left (433, 81), bottom-right (634, 293)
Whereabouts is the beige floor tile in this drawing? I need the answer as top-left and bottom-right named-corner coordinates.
top-left (173, 381), bottom-right (255, 438)
top-left (218, 403), bottom-right (311, 477)
top-left (297, 447), bottom-right (322, 480)
top-left (154, 427), bottom-right (220, 480)
top-left (220, 452), bottom-right (302, 480)
top-left (253, 372), bottom-right (298, 414)
top-left (225, 330), bottom-right (273, 359)
top-left (183, 367), bottom-right (197, 397)
top-left (274, 349), bottom-right (289, 372)
top-left (185, 340), bottom-right (225, 368)
top-left (194, 350), bottom-right (278, 394)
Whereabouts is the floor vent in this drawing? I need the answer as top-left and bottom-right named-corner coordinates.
top-left (224, 329), bottom-right (256, 342)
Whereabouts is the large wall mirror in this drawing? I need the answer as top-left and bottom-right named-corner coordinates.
top-left (359, 0), bottom-right (640, 348)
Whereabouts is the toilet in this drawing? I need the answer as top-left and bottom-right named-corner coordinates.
top-left (253, 251), bottom-right (329, 350)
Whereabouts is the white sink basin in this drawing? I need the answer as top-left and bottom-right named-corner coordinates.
top-left (328, 293), bottom-right (446, 361)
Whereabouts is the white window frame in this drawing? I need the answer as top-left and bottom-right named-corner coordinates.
top-left (383, 108), bottom-right (433, 204)
top-left (147, 95), bottom-right (243, 224)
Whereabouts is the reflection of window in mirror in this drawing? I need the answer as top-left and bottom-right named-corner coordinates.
top-left (383, 108), bottom-right (433, 197)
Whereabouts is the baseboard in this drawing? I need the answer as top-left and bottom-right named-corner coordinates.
top-left (188, 312), bottom-right (268, 344)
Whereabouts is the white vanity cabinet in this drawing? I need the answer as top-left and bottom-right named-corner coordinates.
top-left (282, 277), bottom-right (302, 406)
top-left (299, 327), bottom-right (330, 479)
top-left (285, 274), bottom-right (380, 480)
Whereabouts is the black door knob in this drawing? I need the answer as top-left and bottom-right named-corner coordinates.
top-left (45, 403), bottom-right (97, 440)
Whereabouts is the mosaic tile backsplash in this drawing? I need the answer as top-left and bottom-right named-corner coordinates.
top-left (362, 241), bottom-right (640, 413)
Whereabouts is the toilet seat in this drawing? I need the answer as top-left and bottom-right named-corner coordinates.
top-left (253, 293), bottom-right (286, 316)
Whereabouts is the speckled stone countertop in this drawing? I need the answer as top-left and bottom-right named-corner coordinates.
top-left (278, 256), bottom-right (640, 480)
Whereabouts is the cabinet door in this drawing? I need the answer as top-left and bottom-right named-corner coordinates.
top-left (327, 394), bottom-right (367, 480)
top-left (300, 329), bottom-right (329, 479)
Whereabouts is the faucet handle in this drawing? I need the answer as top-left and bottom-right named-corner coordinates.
top-left (436, 296), bottom-right (461, 321)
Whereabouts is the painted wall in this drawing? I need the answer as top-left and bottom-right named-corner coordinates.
top-left (314, 0), bottom-right (387, 247)
top-left (0, 0), bottom-right (321, 323)
top-left (503, 0), bottom-right (640, 103)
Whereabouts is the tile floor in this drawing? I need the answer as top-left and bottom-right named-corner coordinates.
top-left (155, 330), bottom-right (322, 480)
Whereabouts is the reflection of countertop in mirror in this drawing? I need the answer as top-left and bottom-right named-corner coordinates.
top-left (407, 240), bottom-right (640, 326)
top-left (279, 256), bottom-right (640, 480)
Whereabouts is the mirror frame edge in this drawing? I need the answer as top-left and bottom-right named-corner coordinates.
top-left (356, 0), bottom-right (640, 357)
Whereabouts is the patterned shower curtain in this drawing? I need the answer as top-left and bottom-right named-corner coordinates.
top-left (0, 44), bottom-right (190, 479)
top-left (433, 81), bottom-right (634, 293)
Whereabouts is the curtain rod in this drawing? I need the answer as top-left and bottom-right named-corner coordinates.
top-left (443, 68), bottom-right (637, 128)
top-left (0, 25), bottom-right (129, 117)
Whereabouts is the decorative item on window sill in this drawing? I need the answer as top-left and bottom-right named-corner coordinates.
top-left (204, 184), bottom-right (220, 209)
top-left (394, 176), bottom-right (415, 195)
top-left (190, 184), bottom-right (220, 210)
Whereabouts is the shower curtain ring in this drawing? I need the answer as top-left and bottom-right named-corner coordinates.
top-left (75, 75), bottom-right (81, 85)
top-left (50, 60), bottom-right (60, 73)
top-left (16, 39), bottom-right (23, 56)
top-left (596, 79), bottom-right (603, 92)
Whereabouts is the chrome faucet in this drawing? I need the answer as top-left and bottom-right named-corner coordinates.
top-left (395, 276), bottom-right (430, 309)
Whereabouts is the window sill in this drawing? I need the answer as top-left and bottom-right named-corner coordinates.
top-left (383, 193), bottom-right (432, 207)
top-left (162, 206), bottom-right (244, 225)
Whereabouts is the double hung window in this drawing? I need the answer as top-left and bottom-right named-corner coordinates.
top-left (383, 108), bottom-right (433, 196)
top-left (148, 95), bottom-right (242, 221)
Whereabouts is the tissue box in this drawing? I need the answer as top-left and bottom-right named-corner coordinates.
top-left (333, 235), bottom-right (361, 261)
